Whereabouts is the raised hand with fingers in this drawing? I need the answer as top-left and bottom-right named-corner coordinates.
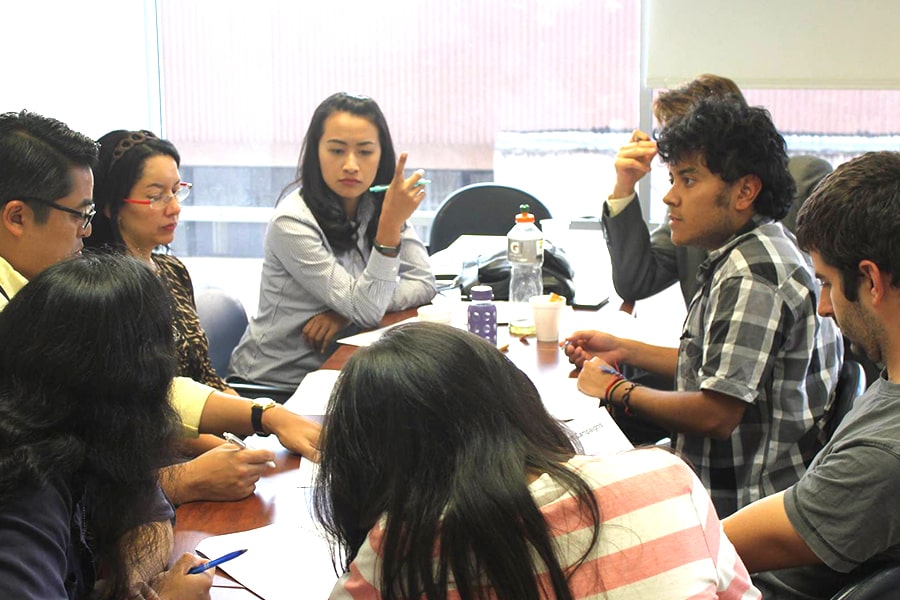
top-left (376, 152), bottom-right (426, 247)
top-left (612, 129), bottom-right (658, 198)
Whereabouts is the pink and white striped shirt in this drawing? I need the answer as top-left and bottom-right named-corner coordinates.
top-left (330, 449), bottom-right (760, 599)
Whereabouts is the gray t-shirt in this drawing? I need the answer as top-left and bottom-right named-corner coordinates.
top-left (754, 375), bottom-right (900, 599)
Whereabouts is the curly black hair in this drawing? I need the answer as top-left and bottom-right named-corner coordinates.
top-left (657, 97), bottom-right (796, 220)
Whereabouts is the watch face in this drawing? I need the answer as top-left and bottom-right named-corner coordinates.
top-left (255, 398), bottom-right (276, 409)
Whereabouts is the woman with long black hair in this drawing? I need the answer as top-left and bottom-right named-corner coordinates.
top-left (315, 322), bottom-right (760, 599)
top-left (229, 92), bottom-right (436, 389)
top-left (0, 253), bottom-right (212, 599)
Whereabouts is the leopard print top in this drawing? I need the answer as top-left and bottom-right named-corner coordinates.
top-left (152, 254), bottom-right (229, 391)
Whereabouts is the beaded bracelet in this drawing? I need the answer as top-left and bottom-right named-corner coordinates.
top-left (621, 382), bottom-right (641, 416)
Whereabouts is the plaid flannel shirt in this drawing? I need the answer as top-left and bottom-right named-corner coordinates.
top-left (674, 215), bottom-right (842, 517)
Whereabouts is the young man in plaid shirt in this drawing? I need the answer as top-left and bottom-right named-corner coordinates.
top-left (567, 98), bottom-right (842, 517)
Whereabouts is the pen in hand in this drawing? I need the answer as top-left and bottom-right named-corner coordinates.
top-left (222, 431), bottom-right (277, 469)
top-left (188, 548), bottom-right (248, 574)
top-left (369, 179), bottom-right (431, 193)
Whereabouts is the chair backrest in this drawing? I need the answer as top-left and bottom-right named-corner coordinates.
top-left (428, 183), bottom-right (552, 254)
top-left (831, 562), bottom-right (900, 599)
top-left (825, 358), bottom-right (867, 441)
top-left (195, 287), bottom-right (249, 376)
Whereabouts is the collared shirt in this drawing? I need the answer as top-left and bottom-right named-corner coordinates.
top-left (229, 190), bottom-right (436, 388)
top-left (0, 255), bottom-right (28, 309)
top-left (675, 215), bottom-right (842, 517)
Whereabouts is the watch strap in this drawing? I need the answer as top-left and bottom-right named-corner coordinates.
top-left (251, 398), bottom-right (275, 436)
top-left (373, 240), bottom-right (401, 257)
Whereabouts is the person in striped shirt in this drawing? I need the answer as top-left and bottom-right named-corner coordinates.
top-left (314, 322), bottom-right (760, 599)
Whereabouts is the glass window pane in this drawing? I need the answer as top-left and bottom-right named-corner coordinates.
top-left (647, 89), bottom-right (900, 224)
top-left (157, 0), bottom-right (641, 256)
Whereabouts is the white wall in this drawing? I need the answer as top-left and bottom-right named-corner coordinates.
top-left (645, 0), bottom-right (900, 89)
top-left (1, 0), bottom-right (161, 138)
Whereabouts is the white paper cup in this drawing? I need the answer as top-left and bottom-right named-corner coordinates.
top-left (529, 294), bottom-right (565, 342)
top-left (416, 304), bottom-right (452, 324)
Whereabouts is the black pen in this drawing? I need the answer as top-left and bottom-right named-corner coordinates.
top-left (188, 548), bottom-right (248, 574)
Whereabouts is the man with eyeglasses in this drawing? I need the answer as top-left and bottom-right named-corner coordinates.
top-left (0, 117), bottom-right (95, 293)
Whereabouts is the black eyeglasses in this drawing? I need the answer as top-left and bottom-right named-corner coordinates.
top-left (21, 197), bottom-right (96, 230)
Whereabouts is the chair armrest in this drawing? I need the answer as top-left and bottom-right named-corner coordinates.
top-left (228, 381), bottom-right (295, 404)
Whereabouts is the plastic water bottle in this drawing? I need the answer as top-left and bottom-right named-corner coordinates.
top-left (467, 285), bottom-right (497, 345)
top-left (507, 204), bottom-right (543, 336)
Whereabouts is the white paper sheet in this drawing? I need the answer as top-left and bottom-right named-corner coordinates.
top-left (535, 378), bottom-right (633, 456)
top-left (195, 488), bottom-right (338, 599)
top-left (334, 316), bottom-right (417, 347)
top-left (283, 369), bottom-right (341, 416)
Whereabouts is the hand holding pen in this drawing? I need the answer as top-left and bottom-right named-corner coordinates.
top-left (576, 356), bottom-right (626, 405)
top-left (223, 432), bottom-right (277, 469)
top-left (373, 152), bottom-right (428, 245)
top-left (369, 179), bottom-right (430, 193)
top-left (188, 548), bottom-right (248, 574)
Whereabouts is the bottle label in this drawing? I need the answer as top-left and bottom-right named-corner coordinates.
top-left (508, 238), bottom-right (543, 264)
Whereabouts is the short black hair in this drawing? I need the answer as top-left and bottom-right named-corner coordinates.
top-left (0, 110), bottom-right (98, 222)
top-left (657, 98), bottom-right (796, 220)
top-left (796, 151), bottom-right (900, 300)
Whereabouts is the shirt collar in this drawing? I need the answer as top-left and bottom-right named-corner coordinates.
top-left (0, 255), bottom-right (29, 305)
top-left (696, 213), bottom-right (774, 286)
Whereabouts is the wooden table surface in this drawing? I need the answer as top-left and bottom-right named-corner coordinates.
top-left (174, 305), bottom-right (605, 596)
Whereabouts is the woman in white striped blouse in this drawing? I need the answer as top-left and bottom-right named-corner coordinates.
top-left (229, 93), bottom-right (436, 389)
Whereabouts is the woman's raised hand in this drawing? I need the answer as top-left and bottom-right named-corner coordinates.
top-left (377, 152), bottom-right (426, 245)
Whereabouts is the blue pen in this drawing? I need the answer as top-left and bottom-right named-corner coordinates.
top-left (188, 548), bottom-right (248, 574)
top-left (368, 179), bottom-right (431, 193)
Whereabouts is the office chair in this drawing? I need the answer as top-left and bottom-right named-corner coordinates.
top-left (824, 359), bottom-right (867, 441)
top-left (195, 287), bottom-right (294, 403)
top-left (830, 562), bottom-right (900, 599)
top-left (428, 183), bottom-right (552, 254)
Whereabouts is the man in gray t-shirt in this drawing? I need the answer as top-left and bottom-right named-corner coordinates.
top-left (723, 151), bottom-right (900, 599)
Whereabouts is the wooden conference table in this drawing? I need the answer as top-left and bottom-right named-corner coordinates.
top-left (173, 304), bottom-right (613, 597)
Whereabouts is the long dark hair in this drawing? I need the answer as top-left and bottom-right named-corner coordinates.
top-left (288, 92), bottom-right (397, 253)
top-left (0, 252), bottom-right (179, 599)
top-left (87, 129), bottom-right (182, 250)
top-left (314, 322), bottom-right (601, 599)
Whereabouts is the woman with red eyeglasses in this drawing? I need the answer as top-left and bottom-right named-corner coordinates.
top-left (85, 130), bottom-right (313, 507)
